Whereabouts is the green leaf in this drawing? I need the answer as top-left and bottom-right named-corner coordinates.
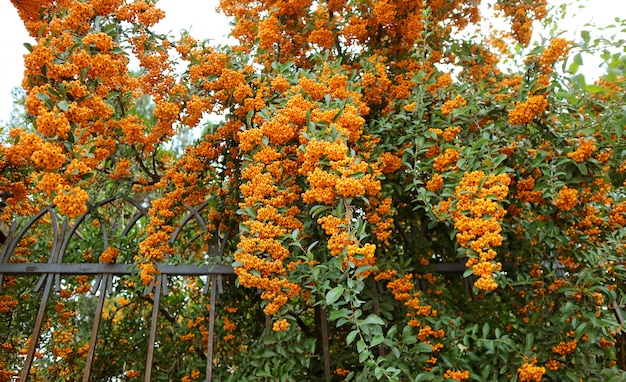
top-left (371, 335), bottom-right (384, 347)
top-left (584, 84), bottom-right (605, 93)
top-left (310, 204), bottom-right (331, 218)
top-left (457, 158), bottom-right (466, 170)
top-left (355, 265), bottom-right (376, 277)
top-left (329, 308), bottom-right (351, 322)
top-left (361, 314), bottom-right (385, 326)
top-left (80, 66), bottom-right (89, 80)
top-left (35, 92), bottom-right (54, 109)
top-left (492, 153), bottom-right (508, 168)
top-left (374, 367), bottom-right (383, 380)
top-left (615, 122), bottom-right (623, 141)
top-left (577, 162), bottom-right (588, 175)
top-left (326, 285), bottom-right (344, 305)
top-left (111, 47), bottom-right (125, 55)
top-left (416, 370), bottom-right (437, 382)
top-left (524, 333), bottom-right (534, 354)
top-left (356, 339), bottom-right (366, 353)
top-left (463, 267), bottom-right (474, 278)
top-left (575, 322), bottom-right (588, 340)
top-left (246, 109), bottom-right (254, 127)
top-left (62, 141), bottom-right (73, 153)
top-left (358, 348), bottom-right (370, 362)
top-left (581, 30), bottom-right (590, 46)
top-left (481, 364), bottom-right (492, 380)
top-left (402, 329), bottom-right (417, 344)
top-left (482, 322), bottom-right (490, 338)
top-left (484, 339), bottom-right (495, 352)
top-left (57, 100), bottom-right (69, 112)
top-left (574, 53), bottom-right (583, 66)
top-left (414, 343), bottom-right (432, 353)
top-left (346, 330), bottom-right (358, 345)
top-left (240, 223), bottom-right (250, 233)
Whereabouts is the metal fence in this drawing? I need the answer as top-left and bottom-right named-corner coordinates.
top-left (0, 196), bottom-right (234, 381)
top-left (3, 196), bottom-right (623, 380)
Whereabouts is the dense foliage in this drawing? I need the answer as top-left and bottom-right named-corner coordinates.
top-left (1, 0), bottom-right (626, 380)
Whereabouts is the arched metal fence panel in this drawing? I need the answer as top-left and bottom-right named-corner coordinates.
top-left (0, 196), bottom-right (234, 382)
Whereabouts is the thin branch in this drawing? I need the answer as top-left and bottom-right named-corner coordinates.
top-left (139, 293), bottom-right (176, 324)
top-left (132, 146), bottom-right (160, 183)
top-left (393, 220), bottom-right (412, 248)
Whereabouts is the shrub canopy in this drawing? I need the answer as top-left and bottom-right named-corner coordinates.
top-left (1, 0), bottom-right (626, 381)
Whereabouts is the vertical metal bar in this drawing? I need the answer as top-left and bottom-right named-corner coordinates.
top-left (0, 221), bottom-right (17, 294)
top-left (144, 274), bottom-right (162, 382)
top-left (106, 275), bottom-right (114, 295)
top-left (91, 275), bottom-right (103, 294)
top-left (614, 301), bottom-right (624, 325)
top-left (20, 274), bottom-right (53, 381)
top-left (162, 275), bottom-right (169, 296)
top-left (206, 275), bottom-right (217, 382)
top-left (21, 213), bottom-right (66, 381)
top-left (320, 307), bottom-right (331, 380)
top-left (464, 275), bottom-right (477, 301)
top-left (54, 273), bottom-right (61, 292)
top-left (83, 273), bottom-right (110, 382)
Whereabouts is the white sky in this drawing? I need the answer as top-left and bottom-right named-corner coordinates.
top-left (0, 0), bottom-right (623, 124)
